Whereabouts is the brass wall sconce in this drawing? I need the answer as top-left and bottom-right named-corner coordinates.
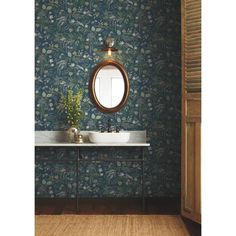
top-left (102, 38), bottom-right (118, 56)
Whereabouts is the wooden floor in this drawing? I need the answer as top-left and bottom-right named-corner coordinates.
top-left (36, 215), bottom-right (190, 236)
top-left (35, 198), bottom-right (201, 236)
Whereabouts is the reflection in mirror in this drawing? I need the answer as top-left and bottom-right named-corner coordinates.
top-left (94, 65), bottom-right (125, 108)
top-left (90, 60), bottom-right (129, 113)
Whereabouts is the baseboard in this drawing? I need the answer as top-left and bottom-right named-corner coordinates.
top-left (181, 216), bottom-right (201, 236)
top-left (35, 197), bottom-right (180, 215)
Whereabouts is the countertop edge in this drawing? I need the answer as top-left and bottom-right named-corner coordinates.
top-left (35, 143), bottom-right (150, 147)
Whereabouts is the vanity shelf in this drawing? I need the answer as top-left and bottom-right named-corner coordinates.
top-left (35, 131), bottom-right (150, 213)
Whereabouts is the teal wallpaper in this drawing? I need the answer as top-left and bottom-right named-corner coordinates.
top-left (35, 0), bottom-right (181, 198)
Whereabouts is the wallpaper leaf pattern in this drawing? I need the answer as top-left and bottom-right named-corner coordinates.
top-left (35, 0), bottom-right (181, 198)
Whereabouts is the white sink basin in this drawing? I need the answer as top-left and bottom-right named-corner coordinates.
top-left (88, 131), bottom-right (130, 144)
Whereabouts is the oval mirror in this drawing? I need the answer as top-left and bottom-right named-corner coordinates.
top-left (90, 60), bottom-right (129, 113)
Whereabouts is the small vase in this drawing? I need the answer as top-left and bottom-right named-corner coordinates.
top-left (66, 127), bottom-right (79, 143)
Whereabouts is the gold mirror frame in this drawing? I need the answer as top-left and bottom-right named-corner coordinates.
top-left (89, 60), bottom-right (130, 113)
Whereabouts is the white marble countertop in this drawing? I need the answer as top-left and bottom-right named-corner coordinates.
top-left (35, 131), bottom-right (150, 147)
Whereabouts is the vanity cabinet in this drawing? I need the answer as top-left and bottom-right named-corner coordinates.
top-left (35, 131), bottom-right (150, 213)
top-left (181, 0), bottom-right (201, 223)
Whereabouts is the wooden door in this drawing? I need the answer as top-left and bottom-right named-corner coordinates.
top-left (181, 0), bottom-right (201, 224)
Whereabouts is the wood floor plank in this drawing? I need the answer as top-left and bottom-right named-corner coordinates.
top-left (36, 215), bottom-right (189, 236)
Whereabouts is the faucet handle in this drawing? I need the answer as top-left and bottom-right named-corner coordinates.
top-left (98, 124), bottom-right (105, 133)
top-left (115, 125), bottom-right (120, 133)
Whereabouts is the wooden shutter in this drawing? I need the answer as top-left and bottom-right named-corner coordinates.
top-left (181, 0), bottom-right (201, 224)
top-left (182, 0), bottom-right (201, 93)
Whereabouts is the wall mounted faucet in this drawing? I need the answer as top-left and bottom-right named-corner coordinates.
top-left (107, 118), bottom-right (112, 133)
top-left (98, 118), bottom-right (121, 133)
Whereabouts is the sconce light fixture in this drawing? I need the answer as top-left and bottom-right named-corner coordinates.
top-left (102, 38), bottom-right (118, 56)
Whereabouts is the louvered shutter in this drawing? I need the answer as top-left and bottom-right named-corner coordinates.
top-left (182, 0), bottom-right (201, 92)
top-left (181, 0), bottom-right (201, 224)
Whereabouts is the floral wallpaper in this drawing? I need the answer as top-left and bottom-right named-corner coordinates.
top-left (35, 0), bottom-right (181, 198)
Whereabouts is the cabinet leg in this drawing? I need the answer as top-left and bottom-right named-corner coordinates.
top-left (76, 147), bottom-right (80, 213)
top-left (141, 147), bottom-right (146, 212)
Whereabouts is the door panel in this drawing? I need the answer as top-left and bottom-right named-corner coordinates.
top-left (181, 93), bottom-right (201, 223)
top-left (184, 122), bottom-right (195, 214)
